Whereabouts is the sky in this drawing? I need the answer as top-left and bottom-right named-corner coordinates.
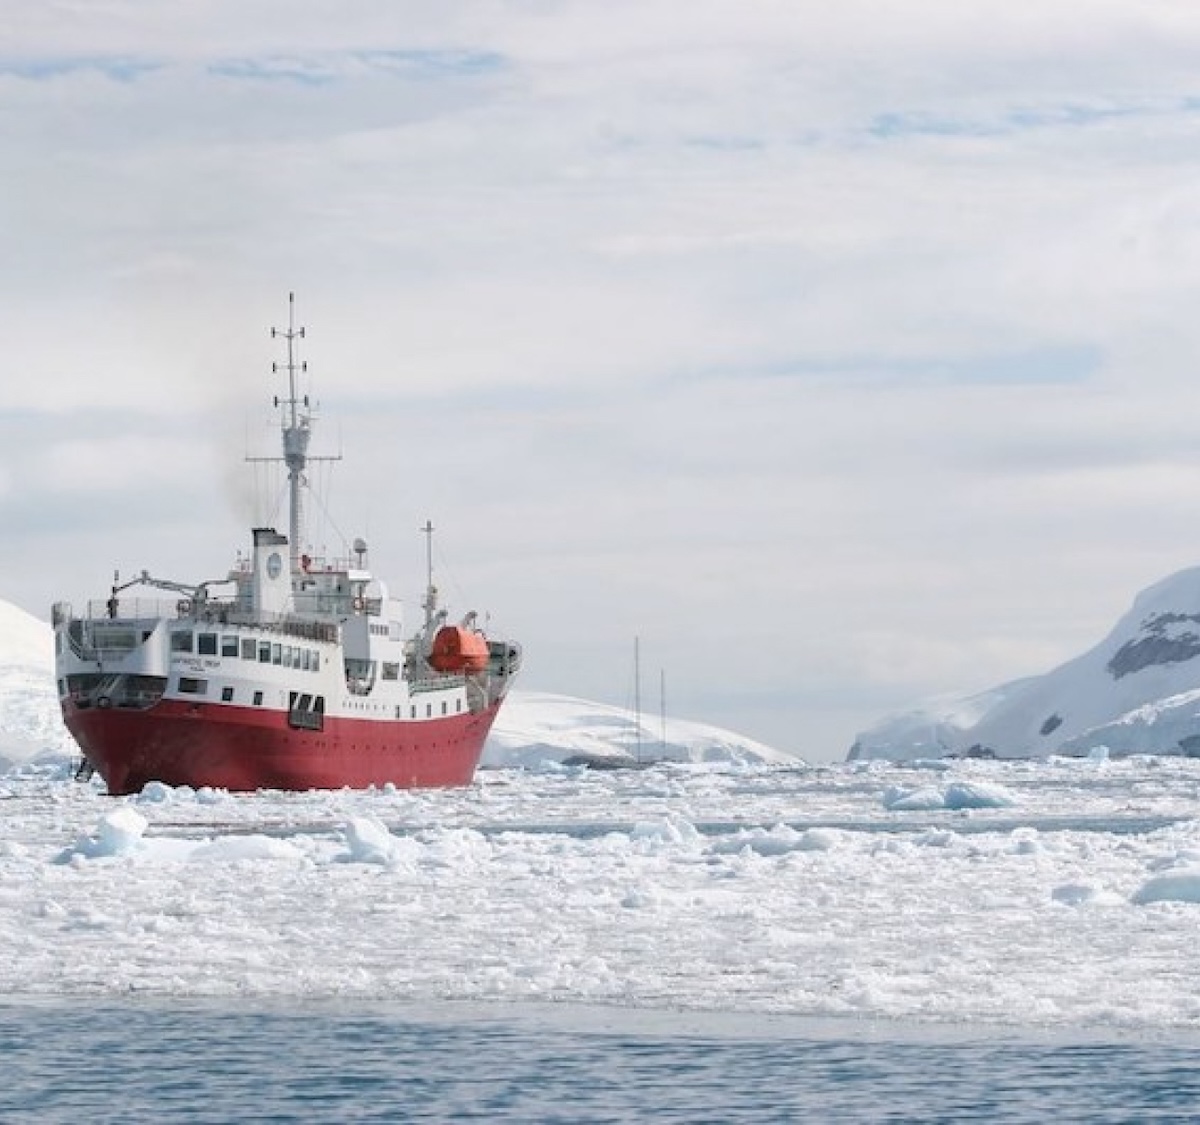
top-left (5, 2), bottom-right (1200, 762)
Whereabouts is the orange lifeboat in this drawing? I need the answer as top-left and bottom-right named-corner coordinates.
top-left (429, 625), bottom-right (489, 673)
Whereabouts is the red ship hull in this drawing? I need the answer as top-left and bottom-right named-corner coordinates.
top-left (64, 699), bottom-right (502, 796)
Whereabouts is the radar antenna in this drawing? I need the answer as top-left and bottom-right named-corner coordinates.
top-left (247, 293), bottom-right (341, 573)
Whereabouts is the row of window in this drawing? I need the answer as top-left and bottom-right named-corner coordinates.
top-left (175, 676), bottom-right (464, 719)
top-left (176, 677), bottom-right (328, 716)
top-left (368, 699), bottom-right (467, 717)
top-left (409, 698), bottom-right (463, 718)
top-left (171, 631), bottom-right (321, 672)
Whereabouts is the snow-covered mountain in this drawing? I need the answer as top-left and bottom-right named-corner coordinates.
top-left (850, 567), bottom-right (1200, 762)
top-left (0, 599), bottom-right (68, 771)
top-left (485, 690), bottom-right (796, 768)
top-left (0, 599), bottom-right (794, 772)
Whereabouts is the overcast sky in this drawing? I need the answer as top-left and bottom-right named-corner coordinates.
top-left (5, 2), bottom-right (1200, 761)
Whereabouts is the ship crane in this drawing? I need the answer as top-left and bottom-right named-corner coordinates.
top-left (107, 570), bottom-right (231, 617)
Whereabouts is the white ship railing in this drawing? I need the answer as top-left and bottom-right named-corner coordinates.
top-left (410, 674), bottom-right (467, 692)
top-left (74, 599), bottom-right (343, 646)
top-left (81, 598), bottom-right (181, 622)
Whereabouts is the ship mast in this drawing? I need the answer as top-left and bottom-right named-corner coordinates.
top-left (272, 293), bottom-right (311, 574)
top-left (249, 295), bottom-right (339, 573)
top-left (421, 518), bottom-right (438, 628)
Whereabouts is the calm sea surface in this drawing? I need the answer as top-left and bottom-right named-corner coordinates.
top-left (1, 999), bottom-right (1197, 1123)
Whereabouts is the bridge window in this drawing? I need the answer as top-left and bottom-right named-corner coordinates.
top-left (170, 631), bottom-right (193, 653)
top-left (222, 636), bottom-right (239, 658)
top-left (241, 639), bottom-right (256, 660)
top-left (258, 641), bottom-right (271, 663)
top-left (178, 676), bottom-right (207, 695)
top-left (197, 633), bottom-right (218, 656)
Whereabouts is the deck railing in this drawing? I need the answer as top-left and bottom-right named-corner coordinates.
top-left (68, 600), bottom-right (342, 647)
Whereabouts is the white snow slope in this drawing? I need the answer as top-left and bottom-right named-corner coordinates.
top-left (487, 690), bottom-right (795, 768)
top-left (0, 599), bottom-right (794, 770)
top-left (0, 600), bottom-right (68, 771)
top-left (851, 567), bottom-right (1200, 762)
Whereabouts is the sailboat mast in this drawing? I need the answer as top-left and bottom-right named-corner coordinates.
top-left (634, 635), bottom-right (642, 763)
top-left (660, 668), bottom-right (666, 758)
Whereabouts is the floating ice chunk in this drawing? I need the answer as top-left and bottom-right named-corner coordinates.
top-left (631, 817), bottom-right (701, 846)
top-left (1146, 848), bottom-right (1200, 872)
top-left (882, 785), bottom-right (946, 811)
top-left (1131, 867), bottom-right (1200, 905)
top-left (61, 806), bottom-right (149, 861)
top-left (136, 780), bottom-right (201, 804)
top-left (423, 828), bottom-right (492, 867)
top-left (1088, 746), bottom-right (1111, 764)
top-left (709, 824), bottom-right (840, 856)
top-left (341, 817), bottom-right (401, 865)
top-left (1010, 828), bottom-right (1041, 855)
top-left (942, 781), bottom-right (1018, 810)
top-left (189, 836), bottom-right (303, 862)
top-left (1053, 883), bottom-right (1100, 906)
top-left (797, 827), bottom-right (841, 851)
top-left (883, 780), bottom-right (1018, 811)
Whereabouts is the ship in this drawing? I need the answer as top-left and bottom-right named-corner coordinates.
top-left (51, 295), bottom-right (521, 795)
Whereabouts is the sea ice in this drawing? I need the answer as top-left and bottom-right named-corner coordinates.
top-left (6, 755), bottom-right (1200, 1031)
top-left (883, 781), bottom-right (1018, 811)
top-left (340, 817), bottom-right (404, 865)
top-left (1131, 867), bottom-right (1200, 906)
top-left (60, 806), bottom-right (149, 860)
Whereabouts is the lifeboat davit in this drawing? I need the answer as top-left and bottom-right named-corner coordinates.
top-left (429, 625), bottom-right (490, 673)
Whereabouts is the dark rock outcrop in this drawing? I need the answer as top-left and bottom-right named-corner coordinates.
top-left (1106, 613), bottom-right (1200, 679)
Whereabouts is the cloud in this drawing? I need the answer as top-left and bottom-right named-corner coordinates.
top-left (0, 56), bottom-right (161, 81)
top-left (206, 50), bottom-right (506, 86)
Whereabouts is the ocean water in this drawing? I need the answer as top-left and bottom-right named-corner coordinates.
top-left (2, 1000), bottom-right (1198, 1123)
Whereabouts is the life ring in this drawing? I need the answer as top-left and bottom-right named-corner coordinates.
top-left (177, 599), bottom-right (192, 615)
